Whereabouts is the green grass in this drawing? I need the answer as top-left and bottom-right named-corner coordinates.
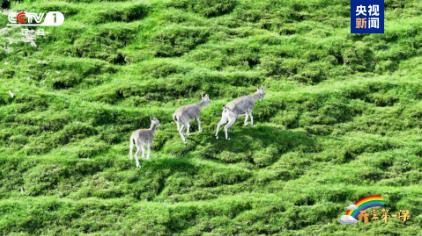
top-left (0, 0), bottom-right (421, 234)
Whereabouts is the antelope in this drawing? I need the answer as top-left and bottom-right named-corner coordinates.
top-left (215, 88), bottom-right (265, 140)
top-left (173, 94), bottom-right (210, 143)
top-left (129, 117), bottom-right (160, 167)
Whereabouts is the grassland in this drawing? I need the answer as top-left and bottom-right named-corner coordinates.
top-left (0, 0), bottom-right (421, 235)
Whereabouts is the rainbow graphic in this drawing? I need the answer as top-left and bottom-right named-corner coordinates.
top-left (345, 195), bottom-right (385, 219)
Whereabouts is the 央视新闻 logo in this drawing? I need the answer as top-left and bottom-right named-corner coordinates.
top-left (351, 0), bottom-right (384, 34)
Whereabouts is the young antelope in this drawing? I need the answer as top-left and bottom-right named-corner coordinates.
top-left (129, 117), bottom-right (160, 167)
top-left (215, 88), bottom-right (265, 140)
top-left (173, 94), bottom-right (210, 143)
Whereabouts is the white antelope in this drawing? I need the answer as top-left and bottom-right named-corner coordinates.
top-left (173, 94), bottom-right (210, 143)
top-left (129, 117), bottom-right (160, 167)
top-left (215, 88), bottom-right (265, 140)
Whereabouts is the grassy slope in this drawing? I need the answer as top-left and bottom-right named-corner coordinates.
top-left (0, 0), bottom-right (421, 234)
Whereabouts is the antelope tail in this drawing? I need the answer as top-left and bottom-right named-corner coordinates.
top-left (129, 135), bottom-right (134, 159)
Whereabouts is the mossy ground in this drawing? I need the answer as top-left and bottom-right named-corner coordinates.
top-left (0, 0), bottom-right (421, 235)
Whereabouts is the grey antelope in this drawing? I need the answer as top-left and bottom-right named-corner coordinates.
top-left (215, 88), bottom-right (265, 140)
top-left (129, 117), bottom-right (160, 167)
top-left (173, 94), bottom-right (210, 143)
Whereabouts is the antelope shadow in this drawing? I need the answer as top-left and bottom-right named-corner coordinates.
top-left (200, 125), bottom-right (317, 163)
